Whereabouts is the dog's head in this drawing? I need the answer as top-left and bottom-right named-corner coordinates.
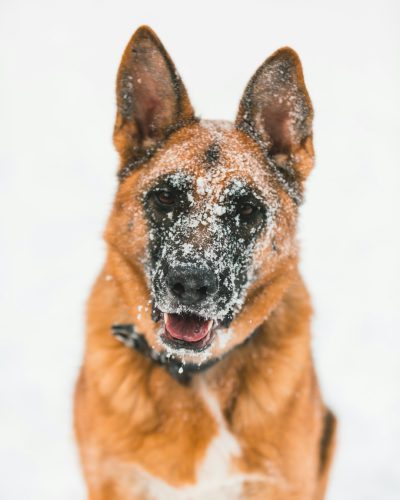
top-left (106, 26), bottom-right (314, 365)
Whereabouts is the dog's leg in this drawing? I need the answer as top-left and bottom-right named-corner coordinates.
top-left (74, 372), bottom-right (116, 500)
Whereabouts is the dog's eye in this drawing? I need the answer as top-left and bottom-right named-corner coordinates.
top-left (238, 202), bottom-right (257, 218)
top-left (154, 190), bottom-right (176, 208)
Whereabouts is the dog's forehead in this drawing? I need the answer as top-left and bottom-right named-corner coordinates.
top-left (139, 120), bottom-right (277, 200)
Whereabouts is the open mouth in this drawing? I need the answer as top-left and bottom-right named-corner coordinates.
top-left (161, 313), bottom-right (216, 351)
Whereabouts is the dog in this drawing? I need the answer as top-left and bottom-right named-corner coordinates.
top-left (74, 25), bottom-right (336, 499)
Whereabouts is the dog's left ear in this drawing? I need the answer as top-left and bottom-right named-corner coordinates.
top-left (114, 26), bottom-right (195, 158)
top-left (236, 48), bottom-right (314, 177)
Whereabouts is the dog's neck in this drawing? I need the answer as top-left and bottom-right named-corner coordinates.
top-left (111, 323), bottom-right (262, 384)
top-left (111, 323), bottom-right (221, 384)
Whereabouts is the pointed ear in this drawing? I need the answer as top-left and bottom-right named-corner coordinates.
top-left (114, 26), bottom-right (195, 159)
top-left (236, 48), bottom-right (313, 176)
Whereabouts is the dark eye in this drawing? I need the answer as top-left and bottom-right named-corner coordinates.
top-left (238, 202), bottom-right (257, 218)
top-left (154, 190), bottom-right (176, 208)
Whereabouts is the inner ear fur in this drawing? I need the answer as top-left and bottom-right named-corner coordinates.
top-left (114, 26), bottom-right (195, 161)
top-left (236, 47), bottom-right (314, 178)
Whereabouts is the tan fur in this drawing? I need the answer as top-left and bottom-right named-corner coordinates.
top-left (74, 26), bottom-right (336, 499)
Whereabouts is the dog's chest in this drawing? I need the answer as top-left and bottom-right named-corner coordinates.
top-left (129, 383), bottom-right (256, 499)
top-left (187, 382), bottom-right (244, 497)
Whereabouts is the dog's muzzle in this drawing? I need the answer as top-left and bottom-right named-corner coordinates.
top-left (151, 262), bottom-right (221, 350)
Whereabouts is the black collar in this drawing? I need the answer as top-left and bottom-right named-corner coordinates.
top-left (111, 324), bottom-right (220, 384)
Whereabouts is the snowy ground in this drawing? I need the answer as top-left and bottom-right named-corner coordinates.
top-left (1, 0), bottom-right (399, 498)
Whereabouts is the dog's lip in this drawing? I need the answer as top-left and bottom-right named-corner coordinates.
top-left (164, 313), bottom-right (213, 343)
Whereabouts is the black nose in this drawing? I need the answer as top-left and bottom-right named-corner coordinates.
top-left (166, 264), bottom-right (218, 305)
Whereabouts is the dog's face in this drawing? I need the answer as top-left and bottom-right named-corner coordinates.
top-left (106, 27), bottom-right (314, 365)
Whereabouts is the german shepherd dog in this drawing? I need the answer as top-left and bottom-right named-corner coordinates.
top-left (74, 26), bottom-right (336, 499)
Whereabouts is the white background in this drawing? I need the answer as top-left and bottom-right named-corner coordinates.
top-left (1, 0), bottom-right (399, 498)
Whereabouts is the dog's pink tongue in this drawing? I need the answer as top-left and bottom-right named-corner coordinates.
top-left (165, 313), bottom-right (212, 342)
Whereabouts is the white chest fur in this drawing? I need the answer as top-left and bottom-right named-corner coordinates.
top-left (177, 380), bottom-right (244, 499)
top-left (136, 382), bottom-right (247, 499)
top-left (93, 380), bottom-right (270, 499)
top-left (195, 381), bottom-right (242, 486)
top-left (129, 381), bottom-right (262, 500)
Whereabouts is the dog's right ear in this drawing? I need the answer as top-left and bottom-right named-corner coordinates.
top-left (114, 26), bottom-right (195, 159)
